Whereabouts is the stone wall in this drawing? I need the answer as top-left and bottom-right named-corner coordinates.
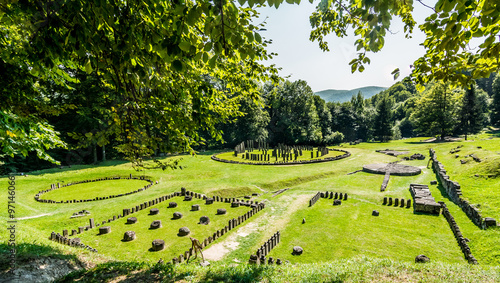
top-left (35, 175), bottom-right (154, 203)
top-left (440, 202), bottom-right (478, 264)
top-left (429, 149), bottom-right (495, 229)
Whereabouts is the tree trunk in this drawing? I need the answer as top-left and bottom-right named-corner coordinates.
top-left (93, 142), bottom-right (98, 164)
top-left (102, 145), bottom-right (106, 162)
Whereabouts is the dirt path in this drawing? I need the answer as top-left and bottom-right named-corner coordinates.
top-left (15, 213), bottom-right (53, 220)
top-left (203, 193), bottom-right (310, 261)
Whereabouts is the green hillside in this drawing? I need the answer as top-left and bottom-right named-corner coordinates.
top-left (316, 86), bottom-right (387, 102)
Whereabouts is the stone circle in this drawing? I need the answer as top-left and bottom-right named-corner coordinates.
top-left (35, 176), bottom-right (154, 204)
top-left (363, 163), bottom-right (421, 176)
top-left (169, 202), bottom-right (177, 208)
top-left (152, 239), bottom-right (165, 251)
top-left (173, 212), bottom-right (183, 219)
top-left (123, 231), bottom-right (136, 241)
top-left (150, 208), bottom-right (159, 215)
top-left (217, 208), bottom-right (227, 215)
top-left (178, 227), bottom-right (190, 236)
top-left (150, 220), bottom-right (162, 229)
top-left (199, 216), bottom-right (210, 225)
top-left (292, 246), bottom-right (303, 255)
top-left (126, 217), bottom-right (137, 224)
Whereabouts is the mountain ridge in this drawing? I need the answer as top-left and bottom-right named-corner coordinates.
top-left (315, 86), bottom-right (387, 103)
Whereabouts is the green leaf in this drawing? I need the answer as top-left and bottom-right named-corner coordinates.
top-left (255, 32), bottom-right (262, 43)
top-left (172, 60), bottom-right (183, 71)
top-left (391, 68), bottom-right (400, 80)
top-left (208, 55), bottom-right (217, 69)
top-left (84, 59), bottom-right (93, 74)
top-left (179, 41), bottom-right (191, 53)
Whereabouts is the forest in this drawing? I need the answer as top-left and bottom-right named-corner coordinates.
top-left (2, 72), bottom-right (499, 174)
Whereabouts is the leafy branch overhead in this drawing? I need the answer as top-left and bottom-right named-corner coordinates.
top-left (307, 0), bottom-right (499, 86)
top-left (1, 0), bottom-right (279, 165)
top-left (1, 0), bottom-right (499, 166)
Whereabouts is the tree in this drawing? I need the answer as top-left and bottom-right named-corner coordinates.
top-left (308, 0), bottom-right (500, 86)
top-left (0, 59), bottom-right (66, 164)
top-left (1, 0), bottom-right (278, 168)
top-left (328, 101), bottom-right (356, 142)
top-left (411, 82), bottom-right (460, 139)
top-left (264, 80), bottom-right (321, 145)
top-left (313, 95), bottom-right (332, 145)
top-left (492, 74), bottom-right (500, 126)
top-left (212, 95), bottom-right (270, 148)
top-left (456, 86), bottom-right (488, 140)
top-left (373, 94), bottom-right (393, 142)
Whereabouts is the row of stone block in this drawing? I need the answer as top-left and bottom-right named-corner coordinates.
top-left (172, 202), bottom-right (266, 264)
top-left (254, 231), bottom-right (281, 260)
top-left (35, 175), bottom-right (154, 203)
top-left (273, 188), bottom-right (289, 197)
top-left (309, 192), bottom-right (321, 207)
top-left (212, 148), bottom-right (351, 166)
top-left (321, 191), bottom-right (348, 201)
top-left (53, 189), bottom-right (265, 255)
top-left (249, 255), bottom-right (285, 265)
top-left (383, 197), bottom-right (411, 208)
top-left (49, 232), bottom-right (97, 252)
top-left (430, 149), bottom-right (495, 229)
top-left (440, 202), bottom-right (478, 264)
top-left (51, 190), bottom-right (188, 251)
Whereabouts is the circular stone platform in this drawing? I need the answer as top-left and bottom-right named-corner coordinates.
top-left (362, 163), bottom-right (421, 176)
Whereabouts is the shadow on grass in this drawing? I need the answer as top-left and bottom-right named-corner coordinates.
top-left (11, 160), bottom-right (131, 177)
top-left (431, 170), bottom-right (454, 202)
top-left (199, 264), bottom-right (271, 283)
top-left (485, 128), bottom-right (500, 137)
top-left (55, 261), bottom-right (165, 283)
top-left (0, 242), bottom-right (83, 274)
top-left (56, 261), bottom-right (272, 283)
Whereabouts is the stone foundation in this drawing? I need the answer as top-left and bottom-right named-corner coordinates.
top-left (430, 149), bottom-right (495, 229)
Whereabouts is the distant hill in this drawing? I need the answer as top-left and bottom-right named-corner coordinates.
top-left (315, 86), bottom-right (387, 103)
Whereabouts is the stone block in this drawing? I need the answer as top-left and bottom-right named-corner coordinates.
top-left (99, 226), bottom-right (111, 235)
top-left (152, 239), bottom-right (165, 251)
top-left (178, 227), bottom-right (190, 236)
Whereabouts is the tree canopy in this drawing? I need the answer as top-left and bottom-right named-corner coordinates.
top-left (2, 0), bottom-right (500, 167)
top-left (1, 0), bottom-right (278, 166)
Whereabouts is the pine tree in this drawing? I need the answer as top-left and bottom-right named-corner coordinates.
top-left (491, 74), bottom-right (500, 127)
top-left (457, 86), bottom-right (487, 140)
top-left (373, 94), bottom-right (393, 142)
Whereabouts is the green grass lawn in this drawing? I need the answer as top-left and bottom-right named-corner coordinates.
top-left (269, 197), bottom-right (465, 264)
top-left (1, 133), bottom-right (500, 278)
top-left (40, 179), bottom-right (153, 202)
top-left (76, 196), bottom-right (253, 262)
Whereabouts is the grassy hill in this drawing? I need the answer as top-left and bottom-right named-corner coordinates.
top-left (316, 86), bottom-right (387, 103)
top-left (1, 132), bottom-right (500, 282)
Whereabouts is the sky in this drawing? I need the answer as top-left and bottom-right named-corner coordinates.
top-left (256, 1), bottom-right (435, 92)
